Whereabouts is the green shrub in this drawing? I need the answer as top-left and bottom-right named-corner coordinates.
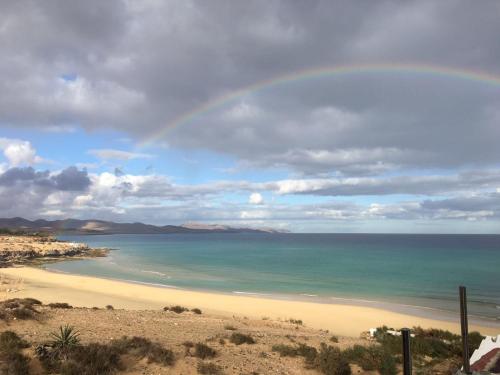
top-left (50, 325), bottom-right (80, 350)
top-left (379, 350), bottom-right (397, 375)
top-left (315, 343), bottom-right (351, 375)
top-left (343, 345), bottom-right (379, 371)
top-left (59, 343), bottom-right (122, 375)
top-left (2, 302), bottom-right (19, 310)
top-left (0, 331), bottom-right (29, 353)
top-left (467, 331), bottom-right (484, 354)
top-left (0, 331), bottom-right (31, 375)
top-left (229, 333), bottom-right (255, 345)
top-left (191, 308), bottom-right (202, 314)
top-left (165, 305), bottom-right (188, 314)
top-left (0, 298), bottom-right (41, 321)
top-left (197, 361), bottom-right (223, 375)
top-left (22, 297), bottom-right (42, 306)
top-left (11, 308), bottom-right (34, 320)
top-left (147, 345), bottom-right (175, 365)
top-left (48, 302), bottom-right (73, 309)
top-left (194, 343), bottom-right (217, 359)
top-left (297, 343), bottom-right (318, 366)
top-left (110, 336), bottom-right (174, 366)
top-left (272, 344), bottom-right (298, 357)
top-left (0, 352), bottom-right (30, 375)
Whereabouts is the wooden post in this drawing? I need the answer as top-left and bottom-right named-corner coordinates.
top-left (402, 328), bottom-right (412, 375)
top-left (460, 286), bottom-right (471, 374)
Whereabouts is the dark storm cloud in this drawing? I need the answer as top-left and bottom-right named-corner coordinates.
top-left (0, 166), bottom-right (90, 191)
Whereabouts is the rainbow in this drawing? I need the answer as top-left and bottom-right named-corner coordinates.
top-left (141, 62), bottom-right (500, 146)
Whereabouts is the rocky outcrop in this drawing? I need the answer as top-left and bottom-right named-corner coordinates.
top-left (0, 235), bottom-right (99, 264)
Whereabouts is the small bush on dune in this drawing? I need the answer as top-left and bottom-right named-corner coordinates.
top-left (39, 334), bottom-right (175, 374)
top-left (194, 343), bottom-right (217, 359)
top-left (11, 307), bottom-right (35, 320)
top-left (48, 302), bottom-right (73, 309)
top-left (105, 305), bottom-right (114, 310)
top-left (315, 343), bottom-right (351, 375)
top-left (197, 361), bottom-right (223, 375)
top-left (0, 352), bottom-right (30, 375)
top-left (0, 331), bottom-right (29, 353)
top-left (2, 301), bottom-right (19, 310)
top-left (378, 350), bottom-right (397, 375)
top-left (288, 319), bottom-right (303, 325)
top-left (111, 336), bottom-right (174, 366)
top-left (297, 343), bottom-right (318, 366)
top-left (330, 336), bottom-right (339, 343)
top-left (0, 298), bottom-right (41, 321)
top-left (272, 344), bottom-right (298, 357)
top-left (50, 325), bottom-right (80, 351)
top-left (191, 308), bottom-right (202, 314)
top-left (21, 297), bottom-right (42, 307)
top-left (229, 333), bottom-right (255, 345)
top-left (0, 331), bottom-right (30, 375)
top-left (165, 305), bottom-right (188, 314)
top-left (59, 343), bottom-right (122, 375)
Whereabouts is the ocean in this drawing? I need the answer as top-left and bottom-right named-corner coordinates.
top-left (52, 233), bottom-right (500, 323)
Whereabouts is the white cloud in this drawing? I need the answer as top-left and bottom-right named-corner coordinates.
top-left (249, 192), bottom-right (264, 205)
top-left (0, 138), bottom-right (44, 166)
top-left (88, 148), bottom-right (154, 161)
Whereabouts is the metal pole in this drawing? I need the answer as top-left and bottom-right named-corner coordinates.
top-left (402, 328), bottom-right (412, 375)
top-left (460, 286), bottom-right (471, 374)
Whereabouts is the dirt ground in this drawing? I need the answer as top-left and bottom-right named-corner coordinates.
top-left (1, 305), bottom-right (373, 375)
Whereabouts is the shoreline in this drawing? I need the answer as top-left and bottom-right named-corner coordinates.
top-left (44, 261), bottom-right (500, 328)
top-left (1, 266), bottom-right (498, 337)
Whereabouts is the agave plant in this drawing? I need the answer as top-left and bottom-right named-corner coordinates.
top-left (50, 325), bottom-right (80, 350)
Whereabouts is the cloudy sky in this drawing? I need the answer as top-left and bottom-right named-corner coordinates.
top-left (1, 0), bottom-right (500, 233)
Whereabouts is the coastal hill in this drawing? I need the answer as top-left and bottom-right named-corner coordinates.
top-left (0, 217), bottom-right (287, 235)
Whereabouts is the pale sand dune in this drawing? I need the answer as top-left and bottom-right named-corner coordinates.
top-left (0, 266), bottom-right (497, 337)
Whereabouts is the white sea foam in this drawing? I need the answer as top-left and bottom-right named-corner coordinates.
top-left (141, 270), bottom-right (171, 278)
top-left (232, 291), bottom-right (273, 296)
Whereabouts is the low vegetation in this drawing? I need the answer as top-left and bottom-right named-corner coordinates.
top-left (194, 342), bottom-right (217, 359)
top-left (197, 361), bottom-right (224, 375)
top-left (229, 332), bottom-right (255, 345)
top-left (164, 305), bottom-right (189, 314)
top-left (191, 308), bottom-right (202, 314)
top-left (0, 331), bottom-right (30, 375)
top-left (0, 299), bottom-right (486, 375)
top-left (48, 302), bottom-right (73, 309)
top-left (288, 318), bottom-right (303, 325)
top-left (33, 328), bottom-right (176, 374)
top-left (371, 325), bottom-right (483, 373)
top-left (0, 298), bottom-right (41, 321)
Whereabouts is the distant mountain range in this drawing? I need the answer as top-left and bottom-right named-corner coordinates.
top-left (0, 217), bottom-right (287, 235)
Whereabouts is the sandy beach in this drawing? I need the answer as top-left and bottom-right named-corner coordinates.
top-left (1, 266), bottom-right (497, 338)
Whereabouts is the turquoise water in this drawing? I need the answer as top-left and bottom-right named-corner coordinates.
top-left (52, 233), bottom-right (500, 321)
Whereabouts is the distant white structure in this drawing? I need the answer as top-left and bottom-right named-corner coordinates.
top-left (368, 328), bottom-right (414, 338)
top-left (469, 335), bottom-right (500, 373)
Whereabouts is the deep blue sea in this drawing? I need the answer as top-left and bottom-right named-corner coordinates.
top-left (52, 233), bottom-right (500, 322)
